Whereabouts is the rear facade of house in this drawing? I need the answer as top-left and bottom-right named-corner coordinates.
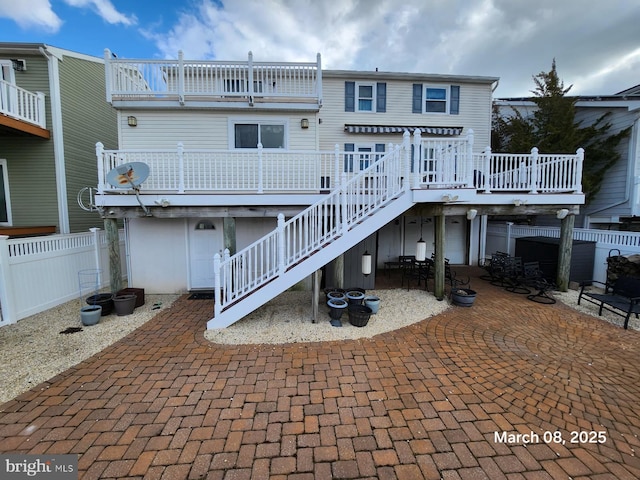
top-left (95, 50), bottom-right (585, 328)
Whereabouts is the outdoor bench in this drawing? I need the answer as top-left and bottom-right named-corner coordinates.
top-left (578, 276), bottom-right (640, 329)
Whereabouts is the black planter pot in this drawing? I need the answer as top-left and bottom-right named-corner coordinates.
top-left (327, 298), bottom-right (348, 320)
top-left (86, 293), bottom-right (114, 316)
top-left (348, 304), bottom-right (372, 327)
top-left (451, 288), bottom-right (477, 307)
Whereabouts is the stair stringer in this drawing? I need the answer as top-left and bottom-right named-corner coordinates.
top-left (206, 192), bottom-right (415, 329)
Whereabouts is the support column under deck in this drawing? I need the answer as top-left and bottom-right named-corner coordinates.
top-left (557, 214), bottom-right (575, 291)
top-left (434, 214), bottom-right (446, 300)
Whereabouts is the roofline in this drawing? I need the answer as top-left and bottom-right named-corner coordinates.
top-left (0, 43), bottom-right (104, 64)
top-left (323, 69), bottom-right (499, 84)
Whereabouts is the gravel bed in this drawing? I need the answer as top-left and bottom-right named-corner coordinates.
top-left (204, 289), bottom-right (451, 345)
top-left (0, 294), bottom-right (179, 405)
top-left (1, 286), bottom-right (637, 406)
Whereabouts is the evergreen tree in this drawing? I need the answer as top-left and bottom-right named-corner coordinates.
top-left (493, 59), bottom-right (630, 202)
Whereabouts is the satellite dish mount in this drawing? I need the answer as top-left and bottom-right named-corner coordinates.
top-left (106, 162), bottom-right (151, 216)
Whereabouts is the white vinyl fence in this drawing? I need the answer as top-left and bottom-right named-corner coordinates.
top-left (486, 223), bottom-right (640, 284)
top-left (0, 228), bottom-right (126, 326)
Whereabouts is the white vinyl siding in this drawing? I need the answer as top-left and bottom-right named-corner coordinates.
top-left (118, 111), bottom-right (317, 151)
top-left (320, 76), bottom-right (492, 153)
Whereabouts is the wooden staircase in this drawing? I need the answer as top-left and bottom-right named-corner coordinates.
top-left (207, 142), bottom-right (415, 329)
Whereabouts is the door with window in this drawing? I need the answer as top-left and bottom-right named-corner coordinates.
top-left (188, 218), bottom-right (224, 289)
top-left (0, 60), bottom-right (16, 115)
top-left (0, 160), bottom-right (11, 225)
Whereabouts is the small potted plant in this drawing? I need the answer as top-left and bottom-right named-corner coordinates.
top-left (451, 288), bottom-right (477, 307)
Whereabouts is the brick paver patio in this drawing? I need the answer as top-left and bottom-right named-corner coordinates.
top-left (1, 270), bottom-right (639, 479)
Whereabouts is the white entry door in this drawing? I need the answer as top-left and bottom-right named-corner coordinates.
top-left (188, 218), bottom-right (223, 289)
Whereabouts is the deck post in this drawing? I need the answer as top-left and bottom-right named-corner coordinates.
top-left (177, 142), bottom-right (185, 193)
top-left (434, 214), bottom-right (446, 300)
top-left (529, 147), bottom-right (539, 194)
top-left (96, 142), bottom-right (105, 194)
top-left (104, 217), bottom-right (122, 294)
top-left (178, 50), bottom-right (185, 104)
top-left (412, 129), bottom-right (421, 188)
top-left (557, 214), bottom-right (575, 291)
top-left (214, 253), bottom-right (221, 317)
top-left (223, 217), bottom-right (236, 255)
top-left (482, 147), bottom-right (492, 192)
top-left (257, 143), bottom-right (264, 193)
top-left (575, 148), bottom-right (584, 193)
top-left (466, 129), bottom-right (474, 186)
top-left (277, 213), bottom-right (286, 276)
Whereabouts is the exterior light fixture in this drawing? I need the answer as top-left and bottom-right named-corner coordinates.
top-left (415, 238), bottom-right (426, 261)
top-left (301, 118), bottom-right (309, 129)
top-left (556, 208), bottom-right (569, 219)
top-left (466, 209), bottom-right (478, 220)
top-left (362, 250), bottom-right (372, 276)
top-left (127, 116), bottom-right (137, 127)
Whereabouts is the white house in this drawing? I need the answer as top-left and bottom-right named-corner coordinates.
top-left (92, 50), bottom-right (585, 329)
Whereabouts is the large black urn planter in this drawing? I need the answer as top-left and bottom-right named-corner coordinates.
top-left (327, 298), bottom-right (348, 320)
top-left (86, 293), bottom-right (114, 316)
top-left (451, 288), bottom-right (477, 307)
top-left (348, 304), bottom-right (372, 327)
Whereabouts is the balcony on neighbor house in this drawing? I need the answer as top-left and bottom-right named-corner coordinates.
top-left (104, 50), bottom-right (322, 110)
top-left (94, 132), bottom-right (585, 209)
top-left (0, 78), bottom-right (49, 138)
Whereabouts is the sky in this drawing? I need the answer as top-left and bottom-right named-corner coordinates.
top-left (1, 0), bottom-right (639, 98)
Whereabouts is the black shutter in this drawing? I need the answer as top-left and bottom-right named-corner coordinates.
top-left (376, 82), bottom-right (386, 112)
top-left (345, 82), bottom-right (355, 112)
top-left (450, 85), bottom-right (460, 115)
top-left (412, 84), bottom-right (422, 113)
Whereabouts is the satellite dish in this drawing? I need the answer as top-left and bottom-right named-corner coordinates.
top-left (106, 162), bottom-right (150, 189)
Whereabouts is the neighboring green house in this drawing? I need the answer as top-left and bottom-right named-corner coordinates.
top-left (0, 43), bottom-right (117, 235)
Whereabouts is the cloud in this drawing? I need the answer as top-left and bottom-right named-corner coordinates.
top-left (63, 0), bottom-right (136, 26)
top-left (0, 0), bottom-right (62, 32)
top-left (143, 0), bottom-right (640, 97)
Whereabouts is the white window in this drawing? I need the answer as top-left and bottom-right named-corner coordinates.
top-left (356, 82), bottom-right (375, 112)
top-left (424, 86), bottom-right (448, 113)
top-left (232, 120), bottom-right (287, 149)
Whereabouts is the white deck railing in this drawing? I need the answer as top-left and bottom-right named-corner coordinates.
top-left (96, 134), bottom-right (584, 195)
top-left (474, 147), bottom-right (584, 193)
top-left (213, 138), bottom-right (409, 316)
top-left (105, 50), bottom-right (322, 104)
top-left (0, 79), bottom-right (46, 128)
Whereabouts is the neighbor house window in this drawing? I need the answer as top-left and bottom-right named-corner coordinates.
top-left (233, 122), bottom-right (286, 149)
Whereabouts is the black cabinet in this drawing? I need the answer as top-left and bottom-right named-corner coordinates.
top-left (514, 236), bottom-right (595, 284)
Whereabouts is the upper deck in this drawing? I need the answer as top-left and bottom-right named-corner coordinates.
top-left (105, 50), bottom-right (322, 111)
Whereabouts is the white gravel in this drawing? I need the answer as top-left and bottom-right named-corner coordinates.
top-left (0, 294), bottom-right (179, 405)
top-left (1, 285), bottom-right (637, 406)
top-left (204, 289), bottom-right (451, 345)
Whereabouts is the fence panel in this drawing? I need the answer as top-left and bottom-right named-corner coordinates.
top-left (485, 223), bottom-right (640, 284)
top-left (0, 230), bottom-right (126, 326)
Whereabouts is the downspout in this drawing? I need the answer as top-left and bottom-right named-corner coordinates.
top-left (40, 46), bottom-right (70, 234)
top-left (582, 115), bottom-right (640, 228)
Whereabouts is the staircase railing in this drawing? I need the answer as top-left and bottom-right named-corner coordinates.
top-left (213, 133), bottom-right (412, 318)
